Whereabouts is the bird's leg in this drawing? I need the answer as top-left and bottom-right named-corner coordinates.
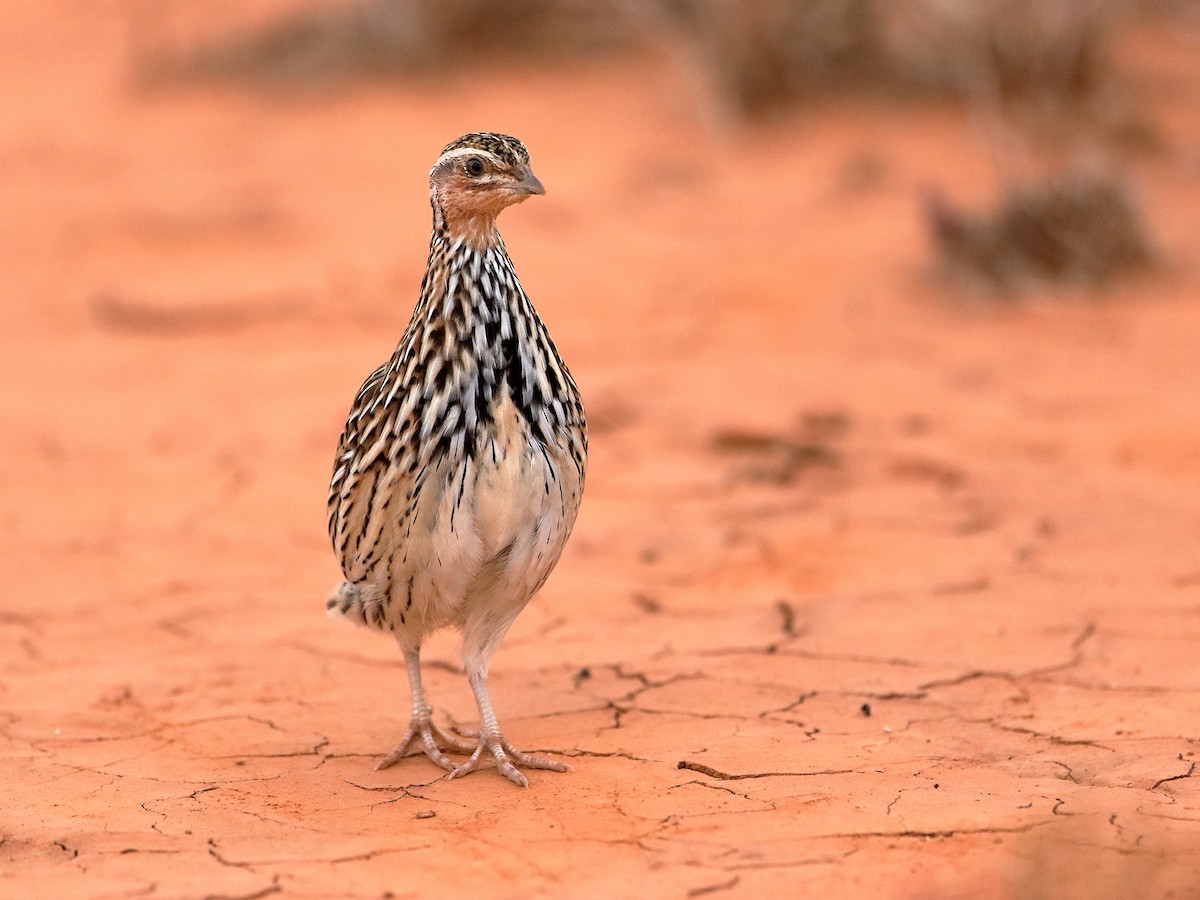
top-left (448, 668), bottom-right (568, 787)
top-left (377, 646), bottom-right (474, 771)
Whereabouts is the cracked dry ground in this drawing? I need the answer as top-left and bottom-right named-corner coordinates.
top-left (3, 5), bottom-right (1200, 899)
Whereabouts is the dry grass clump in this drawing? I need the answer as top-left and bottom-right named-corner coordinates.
top-left (141, 0), bottom-right (1143, 118)
top-left (666, 0), bottom-right (886, 115)
top-left (140, 0), bottom-right (635, 89)
top-left (667, 0), bottom-right (1139, 118)
top-left (711, 411), bottom-right (850, 486)
top-left (924, 168), bottom-right (1154, 292)
top-left (886, 0), bottom-right (1124, 101)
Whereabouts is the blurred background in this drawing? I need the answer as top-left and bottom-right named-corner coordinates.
top-left (8, 0), bottom-right (1197, 328)
top-left (4, 1), bottom-right (1200, 896)
top-left (5, 0), bottom-right (1197, 568)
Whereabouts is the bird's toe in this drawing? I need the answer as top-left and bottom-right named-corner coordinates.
top-left (447, 732), bottom-right (565, 786)
top-left (376, 714), bottom-right (470, 772)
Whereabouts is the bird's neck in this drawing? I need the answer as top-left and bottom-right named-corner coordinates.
top-left (431, 193), bottom-right (502, 251)
top-left (415, 203), bottom-right (518, 335)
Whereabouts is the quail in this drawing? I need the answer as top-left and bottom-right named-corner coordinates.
top-left (326, 133), bottom-right (586, 787)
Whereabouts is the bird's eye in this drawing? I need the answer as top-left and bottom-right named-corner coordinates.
top-left (465, 157), bottom-right (485, 176)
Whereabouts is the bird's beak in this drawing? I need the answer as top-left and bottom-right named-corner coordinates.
top-left (512, 166), bottom-right (545, 196)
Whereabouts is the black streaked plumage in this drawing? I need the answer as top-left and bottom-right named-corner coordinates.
top-left (326, 133), bottom-right (586, 787)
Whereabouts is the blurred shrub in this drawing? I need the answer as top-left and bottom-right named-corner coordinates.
top-left (925, 169), bottom-right (1154, 291)
top-left (885, 0), bottom-right (1122, 102)
top-left (145, 0), bottom-right (1145, 113)
top-left (667, 0), bottom-right (886, 114)
top-left (144, 0), bottom-right (636, 88)
top-left (675, 0), bottom-right (1156, 121)
top-left (711, 411), bottom-right (849, 486)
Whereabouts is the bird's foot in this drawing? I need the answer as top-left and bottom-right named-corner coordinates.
top-left (448, 732), bottom-right (568, 788)
top-left (376, 711), bottom-right (476, 772)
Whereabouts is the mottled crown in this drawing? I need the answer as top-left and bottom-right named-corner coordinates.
top-left (440, 133), bottom-right (530, 167)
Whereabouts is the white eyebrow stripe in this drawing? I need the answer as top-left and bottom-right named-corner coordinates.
top-left (435, 148), bottom-right (506, 166)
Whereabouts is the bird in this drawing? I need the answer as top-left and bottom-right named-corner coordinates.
top-left (326, 133), bottom-right (587, 787)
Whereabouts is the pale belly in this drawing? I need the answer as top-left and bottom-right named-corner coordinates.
top-left (391, 391), bottom-right (583, 657)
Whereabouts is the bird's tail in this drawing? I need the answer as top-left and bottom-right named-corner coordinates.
top-left (325, 581), bottom-right (387, 629)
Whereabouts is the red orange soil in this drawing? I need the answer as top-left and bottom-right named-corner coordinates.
top-left (3, 4), bottom-right (1200, 898)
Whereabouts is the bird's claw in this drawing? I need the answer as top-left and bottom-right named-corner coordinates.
top-left (376, 712), bottom-right (475, 772)
top-left (446, 733), bottom-right (569, 787)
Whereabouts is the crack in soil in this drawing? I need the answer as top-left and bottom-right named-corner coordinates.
top-left (687, 874), bottom-right (740, 897)
top-left (1041, 678), bottom-right (1182, 694)
top-left (1151, 761), bottom-right (1196, 791)
top-left (700, 646), bottom-right (928, 669)
top-left (328, 844), bottom-right (436, 864)
top-left (669, 779), bottom-right (773, 805)
top-left (677, 761), bottom-right (856, 780)
top-left (856, 690), bottom-right (929, 700)
top-left (1131, 807), bottom-right (1200, 824)
top-left (823, 822), bottom-right (1046, 841)
top-left (1050, 761), bottom-right (1081, 783)
top-left (672, 779), bottom-right (741, 797)
top-left (720, 850), bottom-right (858, 871)
top-left (1020, 621), bottom-right (1098, 678)
top-left (214, 737), bottom-right (330, 761)
top-left (557, 748), bottom-right (652, 762)
top-left (758, 692), bottom-right (818, 718)
top-left (640, 706), bottom-right (771, 722)
top-left (344, 780), bottom-right (432, 801)
top-left (931, 578), bottom-right (991, 596)
top-left (210, 835), bottom-right (424, 870)
top-left (31, 713), bottom-right (313, 751)
top-left (986, 721), bottom-right (1114, 751)
top-left (775, 599), bottom-right (798, 637)
top-left (203, 875), bottom-right (281, 900)
top-left (606, 665), bottom-right (703, 703)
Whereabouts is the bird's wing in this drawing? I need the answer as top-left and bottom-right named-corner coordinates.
top-left (327, 361), bottom-right (399, 573)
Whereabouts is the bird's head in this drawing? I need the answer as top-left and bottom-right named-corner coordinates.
top-left (430, 133), bottom-right (544, 244)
